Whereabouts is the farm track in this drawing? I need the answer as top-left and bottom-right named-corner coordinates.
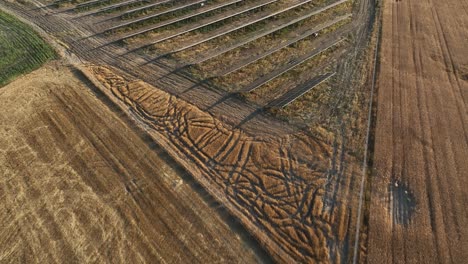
top-left (367, 0), bottom-right (468, 263)
top-left (0, 0), bottom-right (378, 262)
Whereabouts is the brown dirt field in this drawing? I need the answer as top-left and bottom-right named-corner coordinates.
top-left (0, 64), bottom-right (261, 263)
top-left (368, 0), bottom-right (468, 263)
top-left (84, 64), bottom-right (363, 263)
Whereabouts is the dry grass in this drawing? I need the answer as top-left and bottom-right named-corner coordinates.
top-left (175, 0), bottom-right (351, 61)
top-left (0, 64), bottom-right (260, 263)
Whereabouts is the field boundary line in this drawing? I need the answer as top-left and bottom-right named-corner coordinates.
top-left (352, 12), bottom-right (382, 264)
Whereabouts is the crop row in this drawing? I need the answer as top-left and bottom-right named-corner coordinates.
top-left (49, 0), bottom-right (354, 113)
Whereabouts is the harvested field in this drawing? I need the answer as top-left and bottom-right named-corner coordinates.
top-left (0, 65), bottom-right (261, 263)
top-left (366, 0), bottom-right (468, 263)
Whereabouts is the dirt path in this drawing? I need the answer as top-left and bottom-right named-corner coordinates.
top-left (368, 0), bottom-right (468, 262)
top-left (0, 64), bottom-right (261, 263)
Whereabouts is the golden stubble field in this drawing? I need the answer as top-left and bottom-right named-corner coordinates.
top-left (368, 0), bottom-right (468, 262)
top-left (0, 64), bottom-right (259, 263)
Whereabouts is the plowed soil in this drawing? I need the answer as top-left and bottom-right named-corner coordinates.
top-left (0, 64), bottom-right (260, 263)
top-left (368, 0), bottom-right (468, 262)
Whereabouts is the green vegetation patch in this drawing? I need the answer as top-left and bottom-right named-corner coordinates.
top-left (0, 10), bottom-right (55, 87)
